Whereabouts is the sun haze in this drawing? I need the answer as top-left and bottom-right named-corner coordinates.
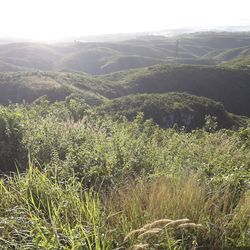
top-left (0, 0), bottom-right (250, 41)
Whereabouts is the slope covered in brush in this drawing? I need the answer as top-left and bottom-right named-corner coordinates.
top-left (1, 64), bottom-right (250, 119)
top-left (219, 47), bottom-right (250, 69)
top-left (101, 64), bottom-right (250, 117)
top-left (97, 93), bottom-right (245, 129)
top-left (0, 71), bottom-right (107, 105)
top-left (0, 72), bottom-right (69, 104)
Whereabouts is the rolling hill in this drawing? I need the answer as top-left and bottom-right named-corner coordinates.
top-left (0, 71), bottom-right (107, 105)
top-left (0, 63), bottom-right (250, 118)
top-left (0, 61), bottom-right (250, 118)
top-left (0, 32), bottom-right (250, 74)
top-left (101, 64), bottom-right (250, 117)
top-left (0, 72), bottom-right (70, 104)
top-left (97, 92), bottom-right (245, 130)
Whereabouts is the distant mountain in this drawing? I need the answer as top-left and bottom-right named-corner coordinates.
top-left (0, 38), bottom-right (33, 45)
top-left (1, 32), bottom-right (250, 74)
top-left (66, 26), bottom-right (250, 42)
top-left (0, 60), bottom-right (25, 71)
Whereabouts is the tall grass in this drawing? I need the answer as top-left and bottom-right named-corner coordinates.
top-left (104, 175), bottom-right (250, 249)
top-left (0, 165), bottom-right (249, 249)
top-left (0, 163), bottom-right (111, 250)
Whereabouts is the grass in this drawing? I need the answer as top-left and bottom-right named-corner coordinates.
top-left (0, 163), bottom-right (109, 249)
top-left (104, 175), bottom-right (250, 249)
top-left (0, 167), bottom-right (249, 249)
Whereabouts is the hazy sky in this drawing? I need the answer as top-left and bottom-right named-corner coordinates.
top-left (1, 0), bottom-right (250, 41)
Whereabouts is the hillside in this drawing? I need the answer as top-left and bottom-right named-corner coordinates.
top-left (0, 71), bottom-right (107, 105)
top-left (97, 93), bottom-right (245, 130)
top-left (0, 60), bottom-right (28, 71)
top-left (0, 63), bottom-right (250, 118)
top-left (101, 64), bottom-right (250, 117)
top-left (0, 72), bottom-right (70, 104)
top-left (178, 32), bottom-right (250, 51)
top-left (218, 47), bottom-right (250, 69)
top-left (0, 43), bottom-right (62, 70)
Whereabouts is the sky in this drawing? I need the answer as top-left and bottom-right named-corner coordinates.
top-left (0, 0), bottom-right (250, 41)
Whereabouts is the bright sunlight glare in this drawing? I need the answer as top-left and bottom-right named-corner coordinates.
top-left (0, 0), bottom-right (250, 41)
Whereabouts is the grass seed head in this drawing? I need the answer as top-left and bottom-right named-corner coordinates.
top-left (130, 243), bottom-right (149, 250)
top-left (137, 228), bottom-right (162, 240)
top-left (164, 218), bottom-right (190, 228)
top-left (124, 228), bottom-right (146, 241)
top-left (143, 219), bottom-right (173, 229)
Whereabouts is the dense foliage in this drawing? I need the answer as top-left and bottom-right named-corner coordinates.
top-left (101, 64), bottom-right (250, 117)
top-left (97, 92), bottom-right (246, 130)
top-left (0, 100), bottom-right (249, 249)
top-left (0, 107), bottom-right (26, 172)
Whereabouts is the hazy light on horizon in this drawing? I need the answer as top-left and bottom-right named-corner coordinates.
top-left (1, 0), bottom-right (250, 41)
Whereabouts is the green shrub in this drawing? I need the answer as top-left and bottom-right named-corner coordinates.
top-left (0, 106), bottom-right (26, 172)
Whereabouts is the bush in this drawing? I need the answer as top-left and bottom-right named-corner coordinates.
top-left (0, 106), bottom-right (26, 172)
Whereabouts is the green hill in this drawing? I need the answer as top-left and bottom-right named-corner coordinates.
top-left (0, 64), bottom-right (250, 118)
top-left (223, 56), bottom-right (250, 69)
top-left (101, 64), bottom-right (250, 117)
top-left (97, 92), bottom-right (245, 129)
top-left (0, 71), bottom-right (107, 105)
top-left (0, 60), bottom-right (25, 72)
top-left (100, 55), bottom-right (165, 74)
top-left (0, 43), bottom-right (61, 71)
top-left (0, 72), bottom-right (70, 104)
top-left (178, 32), bottom-right (250, 51)
top-left (202, 45), bottom-right (250, 68)
top-left (217, 47), bottom-right (250, 69)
